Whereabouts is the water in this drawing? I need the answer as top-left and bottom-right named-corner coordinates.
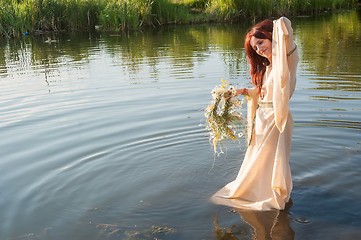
top-left (0, 10), bottom-right (360, 240)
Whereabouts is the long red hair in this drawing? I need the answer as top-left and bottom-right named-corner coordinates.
top-left (245, 19), bottom-right (273, 94)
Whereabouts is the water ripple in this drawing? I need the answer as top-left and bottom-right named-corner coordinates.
top-left (296, 120), bottom-right (361, 129)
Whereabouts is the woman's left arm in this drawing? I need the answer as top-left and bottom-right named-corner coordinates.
top-left (278, 17), bottom-right (297, 58)
top-left (278, 17), bottom-right (299, 96)
top-left (272, 17), bottom-right (299, 133)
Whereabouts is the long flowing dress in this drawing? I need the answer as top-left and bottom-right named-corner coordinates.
top-left (211, 17), bottom-right (299, 211)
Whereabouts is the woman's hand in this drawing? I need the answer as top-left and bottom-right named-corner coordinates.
top-left (225, 88), bottom-right (248, 100)
top-left (236, 88), bottom-right (248, 96)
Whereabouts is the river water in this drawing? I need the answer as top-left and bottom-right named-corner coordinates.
top-left (0, 10), bottom-right (360, 240)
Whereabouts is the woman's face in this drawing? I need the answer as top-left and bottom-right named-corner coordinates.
top-left (250, 36), bottom-right (272, 62)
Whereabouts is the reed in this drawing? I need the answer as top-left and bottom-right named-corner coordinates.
top-left (0, 0), bottom-right (358, 38)
top-left (99, 0), bottom-right (191, 30)
top-left (0, 1), bottom-right (31, 37)
top-left (99, 0), bottom-right (141, 30)
top-left (0, 0), bottom-right (102, 37)
top-left (151, 0), bottom-right (191, 24)
top-left (204, 0), bottom-right (357, 19)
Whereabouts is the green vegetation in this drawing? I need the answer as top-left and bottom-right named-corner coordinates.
top-left (99, 0), bottom-right (192, 30)
top-left (0, 0), bottom-right (101, 37)
top-left (0, 0), bottom-right (358, 38)
top-left (194, 0), bottom-right (358, 19)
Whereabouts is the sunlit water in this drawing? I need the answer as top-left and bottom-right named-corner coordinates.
top-left (0, 10), bottom-right (360, 240)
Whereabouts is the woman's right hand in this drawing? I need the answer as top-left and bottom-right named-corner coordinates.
top-left (236, 88), bottom-right (248, 96)
top-left (225, 88), bottom-right (248, 100)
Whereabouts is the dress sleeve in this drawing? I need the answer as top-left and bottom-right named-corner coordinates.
top-left (246, 88), bottom-right (259, 145)
top-left (272, 17), bottom-right (298, 133)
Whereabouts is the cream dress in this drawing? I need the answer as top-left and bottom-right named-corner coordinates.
top-left (212, 17), bottom-right (299, 211)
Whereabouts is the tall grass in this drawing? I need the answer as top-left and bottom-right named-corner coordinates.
top-left (204, 0), bottom-right (357, 19)
top-left (0, 0), bottom-right (358, 38)
top-left (0, 0), bottom-right (192, 37)
top-left (0, 0), bottom-right (101, 37)
top-left (0, 1), bottom-right (31, 37)
top-left (99, 0), bottom-right (191, 30)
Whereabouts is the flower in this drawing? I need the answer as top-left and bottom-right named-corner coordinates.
top-left (205, 80), bottom-right (246, 154)
top-left (220, 79), bottom-right (229, 89)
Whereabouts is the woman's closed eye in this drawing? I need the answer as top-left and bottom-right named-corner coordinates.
top-left (253, 40), bottom-right (263, 51)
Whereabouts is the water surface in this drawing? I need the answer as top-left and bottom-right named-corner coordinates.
top-left (0, 10), bottom-right (360, 240)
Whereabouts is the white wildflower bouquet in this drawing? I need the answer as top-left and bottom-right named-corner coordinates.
top-left (205, 79), bottom-right (246, 154)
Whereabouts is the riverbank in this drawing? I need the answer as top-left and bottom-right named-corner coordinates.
top-left (0, 0), bottom-right (358, 38)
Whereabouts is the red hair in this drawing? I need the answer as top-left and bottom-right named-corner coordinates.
top-left (245, 19), bottom-right (273, 94)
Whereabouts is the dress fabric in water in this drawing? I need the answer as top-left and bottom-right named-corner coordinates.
top-left (212, 17), bottom-right (299, 210)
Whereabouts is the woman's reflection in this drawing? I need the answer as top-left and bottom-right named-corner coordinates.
top-left (214, 205), bottom-right (294, 240)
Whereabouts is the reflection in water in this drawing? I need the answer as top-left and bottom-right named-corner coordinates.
top-left (296, 10), bottom-right (361, 93)
top-left (1, 11), bottom-right (360, 91)
top-left (0, 25), bottom-right (252, 85)
top-left (214, 207), bottom-right (294, 240)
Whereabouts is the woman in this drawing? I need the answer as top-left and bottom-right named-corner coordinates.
top-left (212, 17), bottom-right (299, 210)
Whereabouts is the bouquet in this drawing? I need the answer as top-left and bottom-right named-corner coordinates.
top-left (205, 79), bottom-right (245, 154)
